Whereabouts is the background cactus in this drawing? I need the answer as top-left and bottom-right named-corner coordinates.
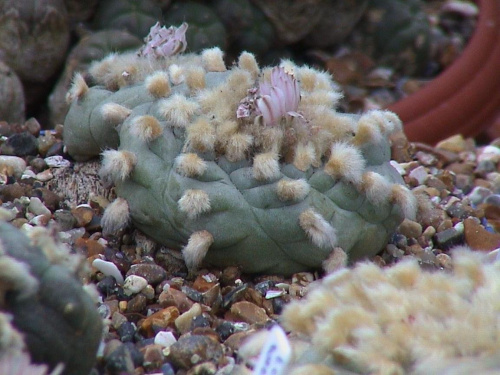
top-left (63, 24), bottom-right (417, 275)
top-left (357, 0), bottom-right (432, 75)
top-left (92, 0), bottom-right (162, 39)
top-left (0, 220), bottom-right (102, 375)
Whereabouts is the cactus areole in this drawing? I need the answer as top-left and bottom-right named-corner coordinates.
top-left (64, 23), bottom-right (417, 275)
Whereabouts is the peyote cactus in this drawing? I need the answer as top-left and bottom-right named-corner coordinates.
top-left (63, 23), bottom-right (417, 275)
top-left (92, 0), bottom-right (162, 39)
top-left (0, 220), bottom-right (102, 375)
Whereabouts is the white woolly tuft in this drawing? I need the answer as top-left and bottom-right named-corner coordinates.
top-left (168, 64), bottom-right (184, 85)
top-left (129, 115), bottom-right (163, 142)
top-left (325, 142), bottom-right (366, 185)
top-left (66, 72), bottom-right (88, 103)
top-left (159, 94), bottom-right (200, 127)
top-left (293, 142), bottom-right (316, 171)
top-left (102, 197), bottom-right (130, 234)
top-left (145, 71), bottom-right (171, 98)
top-left (174, 153), bottom-right (207, 177)
top-left (391, 184), bottom-right (418, 220)
top-left (364, 110), bottom-right (403, 134)
top-left (225, 132), bottom-right (253, 162)
top-left (182, 230), bottom-right (214, 270)
top-left (100, 150), bottom-right (137, 186)
top-left (201, 47), bottom-right (226, 72)
top-left (238, 52), bottom-right (259, 78)
top-left (361, 171), bottom-right (393, 206)
top-left (101, 103), bottom-right (132, 125)
top-left (185, 66), bottom-right (206, 91)
top-left (0, 256), bottom-right (39, 299)
top-left (322, 247), bottom-right (348, 274)
top-left (186, 118), bottom-right (216, 152)
top-left (299, 208), bottom-right (337, 249)
top-left (354, 114), bottom-right (384, 146)
top-left (101, 103), bottom-right (132, 126)
top-left (178, 189), bottom-right (211, 219)
top-left (253, 152), bottom-right (281, 181)
top-left (276, 179), bottom-right (310, 202)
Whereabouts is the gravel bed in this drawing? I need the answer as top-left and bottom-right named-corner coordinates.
top-left (1, 117), bottom-right (500, 374)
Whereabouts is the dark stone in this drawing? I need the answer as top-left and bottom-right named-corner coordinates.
top-left (117, 321), bottom-right (136, 343)
top-left (160, 363), bottom-right (176, 375)
top-left (123, 342), bottom-right (144, 367)
top-left (181, 285), bottom-right (203, 303)
top-left (96, 276), bottom-right (118, 296)
top-left (191, 315), bottom-right (210, 330)
top-left (46, 141), bottom-right (65, 157)
top-left (434, 228), bottom-right (464, 250)
top-left (222, 283), bottom-right (248, 309)
top-left (165, 335), bottom-right (223, 370)
top-left (1, 132), bottom-right (38, 156)
top-left (104, 340), bottom-right (135, 375)
top-left (254, 280), bottom-right (275, 296)
top-left (215, 321), bottom-right (234, 341)
top-left (126, 263), bottom-right (167, 285)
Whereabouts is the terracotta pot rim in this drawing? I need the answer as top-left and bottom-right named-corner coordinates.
top-left (387, 0), bottom-right (500, 144)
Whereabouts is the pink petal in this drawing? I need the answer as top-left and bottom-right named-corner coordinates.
top-left (256, 95), bottom-right (276, 126)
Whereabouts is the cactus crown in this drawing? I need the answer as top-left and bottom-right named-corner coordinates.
top-left (65, 23), bottom-right (415, 275)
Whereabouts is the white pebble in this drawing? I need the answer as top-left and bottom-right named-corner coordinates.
top-left (28, 197), bottom-right (51, 216)
top-left (408, 165), bottom-right (429, 185)
top-left (123, 275), bottom-right (148, 296)
top-left (44, 155), bottom-right (71, 168)
top-left (92, 258), bottom-right (124, 284)
top-left (390, 160), bottom-right (406, 175)
top-left (35, 169), bottom-right (54, 182)
top-left (0, 155), bottom-right (26, 177)
top-left (154, 331), bottom-right (177, 348)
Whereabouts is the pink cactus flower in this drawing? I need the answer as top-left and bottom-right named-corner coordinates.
top-left (237, 67), bottom-right (301, 126)
top-left (139, 22), bottom-right (188, 58)
top-left (255, 67), bottom-right (301, 126)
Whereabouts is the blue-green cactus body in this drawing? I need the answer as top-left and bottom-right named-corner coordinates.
top-left (64, 44), bottom-right (415, 275)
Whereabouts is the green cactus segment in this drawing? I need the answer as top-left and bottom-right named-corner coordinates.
top-left (0, 222), bottom-right (102, 375)
top-left (64, 42), bottom-right (415, 275)
top-left (163, 1), bottom-right (227, 52)
top-left (92, 0), bottom-right (162, 38)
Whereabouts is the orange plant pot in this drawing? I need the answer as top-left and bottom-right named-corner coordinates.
top-left (387, 0), bottom-right (500, 144)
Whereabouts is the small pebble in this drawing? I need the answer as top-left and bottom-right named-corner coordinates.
top-left (44, 155), bottom-right (71, 168)
top-left (93, 258), bottom-right (125, 284)
top-left (123, 275), bottom-right (148, 296)
top-left (175, 303), bottom-right (202, 334)
top-left (154, 331), bottom-right (177, 348)
top-left (28, 197), bottom-right (51, 216)
top-left (229, 301), bottom-right (270, 325)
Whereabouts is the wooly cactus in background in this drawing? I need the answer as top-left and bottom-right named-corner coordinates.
top-left (64, 23), bottom-right (417, 275)
top-left (265, 248), bottom-right (500, 374)
top-left (0, 219), bottom-right (102, 375)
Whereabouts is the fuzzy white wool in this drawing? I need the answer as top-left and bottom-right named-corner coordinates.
top-left (281, 249), bottom-right (500, 374)
top-left (182, 230), bottom-right (214, 269)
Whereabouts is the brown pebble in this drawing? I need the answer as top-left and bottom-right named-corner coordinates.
top-left (141, 344), bottom-right (165, 369)
top-left (74, 237), bottom-right (105, 257)
top-left (126, 263), bottom-right (167, 285)
top-left (139, 306), bottom-right (180, 336)
top-left (159, 287), bottom-right (194, 313)
top-left (187, 361), bottom-right (217, 375)
top-left (398, 219), bottom-right (423, 238)
top-left (229, 301), bottom-right (270, 325)
top-left (71, 205), bottom-right (94, 227)
top-left (165, 335), bottom-right (223, 370)
top-left (464, 217), bottom-right (500, 251)
top-left (193, 273), bottom-right (218, 292)
top-left (126, 294), bottom-right (147, 314)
